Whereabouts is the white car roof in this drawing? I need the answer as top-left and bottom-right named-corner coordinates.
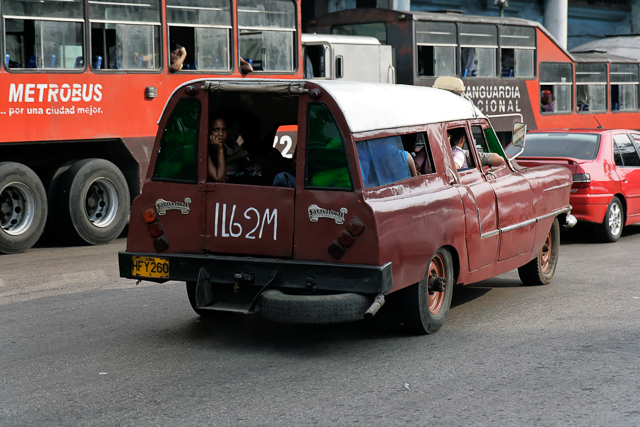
top-left (312, 80), bottom-right (484, 134)
top-left (162, 79), bottom-right (484, 134)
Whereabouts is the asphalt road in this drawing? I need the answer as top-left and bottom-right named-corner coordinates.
top-left (2, 225), bottom-right (640, 427)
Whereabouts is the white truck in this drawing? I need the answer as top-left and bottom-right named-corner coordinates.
top-left (302, 34), bottom-right (395, 83)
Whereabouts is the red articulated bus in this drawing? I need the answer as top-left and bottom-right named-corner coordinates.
top-left (0, 0), bottom-right (302, 254)
top-left (307, 8), bottom-right (640, 144)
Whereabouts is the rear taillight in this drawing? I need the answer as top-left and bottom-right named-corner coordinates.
top-left (327, 217), bottom-right (366, 260)
top-left (142, 206), bottom-right (169, 251)
top-left (572, 173), bottom-right (591, 189)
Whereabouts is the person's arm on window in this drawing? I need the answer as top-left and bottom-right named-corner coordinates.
top-left (479, 151), bottom-right (504, 167)
top-left (407, 153), bottom-right (418, 177)
top-left (208, 135), bottom-right (227, 182)
top-left (170, 47), bottom-right (187, 72)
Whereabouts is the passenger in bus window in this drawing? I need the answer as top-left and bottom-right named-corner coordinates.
top-left (208, 118), bottom-right (228, 182)
top-left (169, 41), bottom-right (187, 72)
top-left (541, 90), bottom-right (555, 112)
top-left (240, 57), bottom-right (254, 74)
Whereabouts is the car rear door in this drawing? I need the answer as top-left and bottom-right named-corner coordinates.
top-left (614, 133), bottom-right (640, 221)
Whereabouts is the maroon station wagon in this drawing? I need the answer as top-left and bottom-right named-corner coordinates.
top-left (118, 78), bottom-right (575, 334)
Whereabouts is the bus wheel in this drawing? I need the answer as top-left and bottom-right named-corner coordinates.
top-left (52, 159), bottom-right (130, 245)
top-left (403, 248), bottom-right (454, 335)
top-left (0, 162), bottom-right (48, 254)
top-left (518, 218), bottom-right (560, 286)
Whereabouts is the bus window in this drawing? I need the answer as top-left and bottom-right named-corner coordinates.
top-left (89, 0), bottom-right (161, 70)
top-left (499, 25), bottom-right (534, 78)
top-left (3, 0), bottom-right (84, 69)
top-left (610, 63), bottom-right (639, 111)
top-left (459, 23), bottom-right (497, 78)
top-left (540, 62), bottom-right (573, 113)
top-left (331, 22), bottom-right (386, 44)
top-left (416, 21), bottom-right (456, 77)
top-left (166, 0), bottom-right (231, 72)
top-left (576, 63), bottom-right (607, 113)
top-left (238, 0), bottom-right (296, 72)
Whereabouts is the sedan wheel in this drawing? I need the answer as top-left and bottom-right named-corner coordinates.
top-left (599, 197), bottom-right (623, 243)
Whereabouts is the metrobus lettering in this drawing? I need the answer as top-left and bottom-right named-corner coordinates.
top-left (8, 83), bottom-right (103, 103)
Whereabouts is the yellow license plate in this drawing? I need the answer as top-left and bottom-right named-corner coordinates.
top-left (131, 256), bottom-right (169, 279)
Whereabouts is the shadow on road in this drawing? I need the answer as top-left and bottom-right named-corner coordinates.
top-left (560, 222), bottom-right (640, 245)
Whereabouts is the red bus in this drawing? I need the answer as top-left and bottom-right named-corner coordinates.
top-left (307, 8), bottom-right (640, 144)
top-left (0, 0), bottom-right (302, 253)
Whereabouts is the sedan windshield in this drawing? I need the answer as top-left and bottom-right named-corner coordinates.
top-left (506, 133), bottom-right (600, 160)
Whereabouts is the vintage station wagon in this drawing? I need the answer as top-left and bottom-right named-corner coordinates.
top-left (118, 78), bottom-right (575, 334)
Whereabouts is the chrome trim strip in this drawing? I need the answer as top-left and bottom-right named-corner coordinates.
top-left (499, 206), bottom-right (571, 233)
top-left (481, 229), bottom-right (500, 239)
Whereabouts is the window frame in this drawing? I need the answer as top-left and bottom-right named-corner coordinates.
top-left (415, 20), bottom-right (457, 78)
top-left (575, 62), bottom-right (608, 114)
top-left (304, 102), bottom-right (353, 191)
top-left (237, 0), bottom-right (298, 74)
top-left (539, 61), bottom-right (574, 115)
top-left (3, 0), bottom-right (86, 72)
top-left (610, 63), bottom-right (640, 113)
top-left (152, 97), bottom-right (202, 183)
top-left (166, 0), bottom-right (233, 73)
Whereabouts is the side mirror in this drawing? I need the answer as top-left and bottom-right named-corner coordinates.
top-left (509, 122), bottom-right (527, 159)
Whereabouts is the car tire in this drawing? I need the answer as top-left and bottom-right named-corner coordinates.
top-left (598, 196), bottom-right (623, 243)
top-left (0, 162), bottom-right (48, 254)
top-left (402, 247), bottom-right (454, 335)
top-left (259, 290), bottom-right (371, 324)
top-left (51, 159), bottom-right (130, 245)
top-left (518, 218), bottom-right (560, 286)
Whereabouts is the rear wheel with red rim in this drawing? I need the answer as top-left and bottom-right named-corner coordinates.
top-left (403, 247), bottom-right (454, 335)
top-left (518, 218), bottom-right (560, 286)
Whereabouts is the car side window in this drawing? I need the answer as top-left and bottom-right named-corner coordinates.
top-left (448, 126), bottom-right (477, 171)
top-left (357, 136), bottom-right (411, 188)
top-left (153, 98), bottom-right (200, 182)
top-left (614, 134), bottom-right (640, 167)
top-left (305, 104), bottom-right (352, 189)
top-left (471, 125), bottom-right (489, 153)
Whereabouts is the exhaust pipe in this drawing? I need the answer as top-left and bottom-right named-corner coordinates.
top-left (563, 213), bottom-right (577, 229)
top-left (364, 293), bottom-right (385, 319)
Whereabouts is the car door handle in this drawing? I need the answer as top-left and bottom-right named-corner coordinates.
top-left (485, 171), bottom-right (497, 180)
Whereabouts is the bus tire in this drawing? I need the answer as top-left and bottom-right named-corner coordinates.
top-left (402, 247), bottom-right (454, 335)
top-left (0, 162), bottom-right (48, 254)
top-left (518, 218), bottom-right (560, 286)
top-left (52, 159), bottom-right (130, 245)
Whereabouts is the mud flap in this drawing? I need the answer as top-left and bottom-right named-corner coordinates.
top-left (195, 267), bottom-right (213, 307)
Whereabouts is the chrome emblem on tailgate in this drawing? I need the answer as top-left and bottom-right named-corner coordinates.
top-left (308, 204), bottom-right (348, 224)
top-left (155, 198), bottom-right (192, 215)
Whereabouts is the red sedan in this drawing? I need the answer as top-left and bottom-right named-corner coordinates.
top-left (507, 129), bottom-right (640, 242)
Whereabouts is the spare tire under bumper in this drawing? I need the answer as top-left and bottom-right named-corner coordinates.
top-left (258, 290), bottom-right (372, 324)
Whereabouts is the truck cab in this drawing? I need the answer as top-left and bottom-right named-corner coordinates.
top-left (302, 34), bottom-right (395, 83)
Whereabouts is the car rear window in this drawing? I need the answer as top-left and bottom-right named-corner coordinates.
top-left (505, 133), bottom-right (600, 160)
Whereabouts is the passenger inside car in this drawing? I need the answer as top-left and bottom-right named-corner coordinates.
top-left (207, 117), bottom-right (228, 182)
top-left (449, 128), bottom-right (470, 170)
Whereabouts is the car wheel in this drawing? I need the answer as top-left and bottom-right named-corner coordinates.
top-left (0, 162), bottom-right (48, 254)
top-left (402, 248), bottom-right (454, 335)
top-left (599, 196), bottom-right (623, 243)
top-left (51, 159), bottom-right (130, 245)
top-left (518, 218), bottom-right (560, 286)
